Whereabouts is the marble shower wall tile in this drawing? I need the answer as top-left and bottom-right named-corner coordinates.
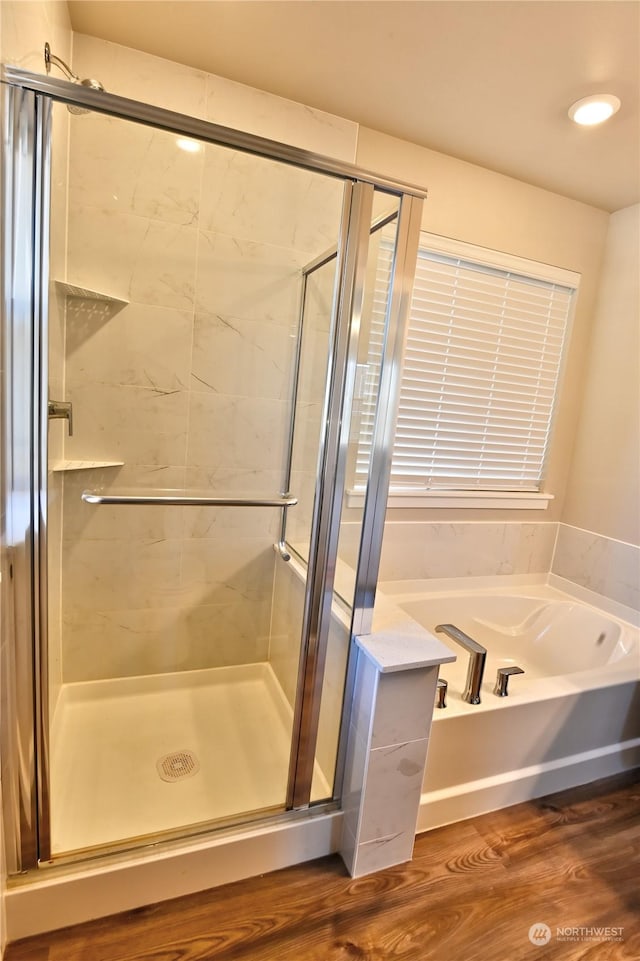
top-left (72, 33), bottom-right (208, 118)
top-left (64, 383), bottom-right (189, 469)
top-left (195, 228), bottom-right (306, 326)
top-left (67, 205), bottom-right (198, 309)
top-left (205, 73), bottom-right (357, 161)
top-left (191, 311), bottom-right (295, 401)
top-left (62, 466), bottom-right (186, 543)
top-left (61, 533), bottom-right (274, 676)
top-left (199, 147), bottom-right (344, 254)
top-left (62, 601), bottom-right (269, 682)
top-left (182, 467), bottom-right (282, 541)
top-left (179, 538), bottom-right (275, 609)
top-left (62, 537), bottom-right (184, 613)
top-left (68, 113), bottom-right (204, 226)
top-left (552, 524), bottom-right (640, 612)
top-left (72, 32), bottom-right (357, 161)
top-left (378, 521), bottom-right (558, 581)
top-left (61, 33), bottom-right (350, 682)
top-left (66, 302), bottom-right (193, 392)
top-left (186, 392), bottom-right (288, 473)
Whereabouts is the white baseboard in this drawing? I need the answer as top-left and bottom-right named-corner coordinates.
top-left (416, 739), bottom-right (640, 833)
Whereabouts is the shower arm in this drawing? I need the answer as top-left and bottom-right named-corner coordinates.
top-left (44, 43), bottom-right (81, 84)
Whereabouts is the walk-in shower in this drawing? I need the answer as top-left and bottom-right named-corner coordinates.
top-left (1, 63), bottom-right (424, 871)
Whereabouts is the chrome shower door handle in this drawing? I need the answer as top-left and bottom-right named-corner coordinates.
top-left (48, 399), bottom-right (73, 436)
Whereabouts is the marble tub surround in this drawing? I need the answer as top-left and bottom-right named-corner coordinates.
top-left (551, 523), bottom-right (640, 613)
top-left (374, 521), bottom-right (558, 581)
top-left (340, 627), bottom-right (454, 877)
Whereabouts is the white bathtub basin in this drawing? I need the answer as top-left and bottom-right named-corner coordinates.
top-left (398, 588), bottom-right (638, 691)
top-left (387, 580), bottom-right (640, 831)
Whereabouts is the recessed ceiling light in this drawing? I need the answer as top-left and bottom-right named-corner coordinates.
top-left (176, 138), bottom-right (201, 153)
top-left (568, 94), bottom-right (621, 126)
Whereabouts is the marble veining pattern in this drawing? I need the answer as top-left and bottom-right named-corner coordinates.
top-left (377, 521), bottom-right (558, 581)
top-left (340, 642), bottom-right (446, 878)
top-left (58, 42), bottom-right (348, 681)
top-left (552, 524), bottom-right (640, 612)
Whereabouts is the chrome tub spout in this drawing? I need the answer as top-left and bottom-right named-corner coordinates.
top-left (435, 623), bottom-right (487, 704)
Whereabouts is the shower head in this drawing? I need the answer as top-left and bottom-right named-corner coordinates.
top-left (44, 42), bottom-right (105, 114)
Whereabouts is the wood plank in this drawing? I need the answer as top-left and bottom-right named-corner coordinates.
top-left (6, 769), bottom-right (639, 961)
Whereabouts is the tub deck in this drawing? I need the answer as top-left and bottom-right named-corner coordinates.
top-left (381, 578), bottom-right (640, 830)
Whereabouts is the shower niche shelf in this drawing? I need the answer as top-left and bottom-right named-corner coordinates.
top-left (54, 280), bottom-right (129, 308)
top-left (50, 460), bottom-right (124, 473)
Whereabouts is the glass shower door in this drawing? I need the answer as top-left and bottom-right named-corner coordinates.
top-left (3, 70), bottom-right (423, 871)
top-left (44, 102), bottom-right (347, 856)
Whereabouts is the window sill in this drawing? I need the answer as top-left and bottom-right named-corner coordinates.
top-left (346, 490), bottom-right (554, 510)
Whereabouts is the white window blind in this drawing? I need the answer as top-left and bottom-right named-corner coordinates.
top-left (355, 233), bottom-right (578, 494)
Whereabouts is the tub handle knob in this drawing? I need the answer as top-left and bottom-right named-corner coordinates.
top-left (436, 677), bottom-right (448, 709)
top-left (493, 665), bottom-right (524, 697)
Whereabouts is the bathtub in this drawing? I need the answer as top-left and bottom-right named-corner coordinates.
top-left (387, 581), bottom-right (640, 832)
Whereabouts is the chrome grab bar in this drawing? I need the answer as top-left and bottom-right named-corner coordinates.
top-left (275, 540), bottom-right (292, 562)
top-left (434, 623), bottom-right (487, 705)
top-left (82, 491), bottom-right (298, 507)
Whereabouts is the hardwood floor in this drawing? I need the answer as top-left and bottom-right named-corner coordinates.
top-left (6, 770), bottom-right (639, 961)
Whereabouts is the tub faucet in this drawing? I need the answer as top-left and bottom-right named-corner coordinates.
top-left (435, 623), bottom-right (487, 705)
top-left (494, 665), bottom-right (524, 697)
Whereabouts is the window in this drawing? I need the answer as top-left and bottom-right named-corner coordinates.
top-left (354, 232), bottom-right (579, 508)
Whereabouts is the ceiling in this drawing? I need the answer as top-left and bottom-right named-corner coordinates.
top-left (67, 1), bottom-right (640, 212)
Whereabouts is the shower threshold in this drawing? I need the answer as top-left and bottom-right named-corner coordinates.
top-left (49, 662), bottom-right (328, 856)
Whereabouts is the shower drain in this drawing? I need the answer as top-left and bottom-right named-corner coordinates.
top-left (156, 749), bottom-right (200, 782)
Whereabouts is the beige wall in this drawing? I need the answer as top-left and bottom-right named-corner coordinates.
top-left (561, 204), bottom-right (640, 545)
top-left (356, 127), bottom-right (610, 526)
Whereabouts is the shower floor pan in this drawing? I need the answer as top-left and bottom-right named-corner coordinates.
top-left (49, 662), bottom-right (328, 856)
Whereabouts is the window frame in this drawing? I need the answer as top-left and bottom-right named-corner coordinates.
top-left (349, 231), bottom-right (580, 510)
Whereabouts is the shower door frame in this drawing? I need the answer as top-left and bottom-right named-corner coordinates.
top-left (1, 65), bottom-right (425, 872)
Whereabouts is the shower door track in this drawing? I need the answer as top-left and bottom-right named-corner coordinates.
top-left (1, 65), bottom-right (425, 872)
top-left (1, 66), bottom-right (428, 199)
